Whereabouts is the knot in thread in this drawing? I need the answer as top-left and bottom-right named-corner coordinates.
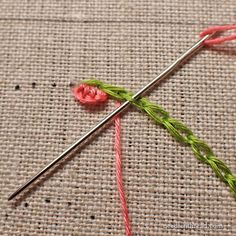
top-left (73, 83), bottom-right (108, 105)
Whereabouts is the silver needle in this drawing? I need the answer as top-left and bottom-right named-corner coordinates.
top-left (8, 34), bottom-right (212, 201)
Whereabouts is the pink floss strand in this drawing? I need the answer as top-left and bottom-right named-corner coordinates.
top-left (73, 84), bottom-right (132, 236)
top-left (114, 101), bottom-right (132, 236)
top-left (200, 24), bottom-right (236, 45)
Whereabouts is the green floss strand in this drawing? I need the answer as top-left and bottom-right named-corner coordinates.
top-left (84, 79), bottom-right (236, 197)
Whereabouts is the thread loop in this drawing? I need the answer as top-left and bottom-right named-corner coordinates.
top-left (200, 25), bottom-right (236, 45)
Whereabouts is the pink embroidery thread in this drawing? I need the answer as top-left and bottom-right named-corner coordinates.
top-left (73, 84), bottom-right (132, 236)
top-left (114, 101), bottom-right (132, 236)
top-left (200, 25), bottom-right (236, 45)
top-left (73, 83), bottom-right (108, 105)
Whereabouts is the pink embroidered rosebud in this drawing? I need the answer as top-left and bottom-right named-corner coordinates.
top-left (73, 83), bottom-right (108, 105)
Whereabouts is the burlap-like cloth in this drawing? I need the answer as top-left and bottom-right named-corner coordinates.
top-left (0, 1), bottom-right (236, 235)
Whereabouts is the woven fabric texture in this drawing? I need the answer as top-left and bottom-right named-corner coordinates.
top-left (0, 1), bottom-right (236, 235)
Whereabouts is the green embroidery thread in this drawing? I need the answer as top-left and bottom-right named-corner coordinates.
top-left (84, 79), bottom-right (236, 197)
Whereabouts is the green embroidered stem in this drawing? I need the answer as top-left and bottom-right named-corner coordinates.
top-left (84, 79), bottom-right (236, 197)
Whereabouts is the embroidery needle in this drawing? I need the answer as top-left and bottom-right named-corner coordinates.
top-left (8, 34), bottom-right (212, 201)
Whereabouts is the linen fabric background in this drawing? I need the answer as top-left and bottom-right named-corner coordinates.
top-left (0, 1), bottom-right (236, 235)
